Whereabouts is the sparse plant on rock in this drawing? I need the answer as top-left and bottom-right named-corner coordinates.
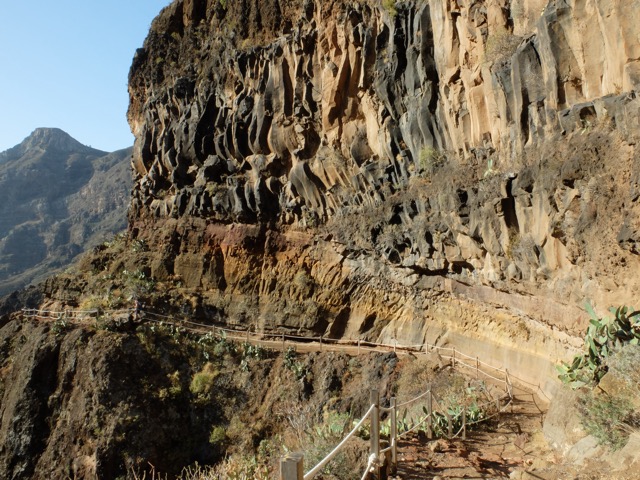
top-left (382, 0), bottom-right (398, 17)
top-left (285, 407), bottom-right (365, 480)
top-left (240, 342), bottom-right (267, 371)
top-left (190, 362), bottom-right (219, 400)
top-left (121, 269), bottom-right (156, 300)
top-left (578, 390), bottom-right (639, 450)
top-left (558, 305), bottom-right (640, 450)
top-left (131, 238), bottom-right (148, 253)
top-left (484, 30), bottom-right (521, 65)
top-left (418, 145), bottom-right (444, 176)
top-left (52, 318), bottom-right (69, 336)
top-left (483, 157), bottom-right (496, 178)
top-left (283, 346), bottom-right (308, 380)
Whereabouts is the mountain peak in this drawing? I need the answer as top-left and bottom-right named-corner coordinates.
top-left (22, 128), bottom-right (94, 153)
top-left (0, 128), bottom-right (105, 163)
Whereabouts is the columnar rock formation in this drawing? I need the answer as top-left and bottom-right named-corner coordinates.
top-left (120, 0), bottom-right (640, 391)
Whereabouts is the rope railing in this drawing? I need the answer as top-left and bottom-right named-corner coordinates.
top-left (359, 454), bottom-right (377, 480)
top-left (21, 306), bottom-right (538, 479)
top-left (302, 403), bottom-right (376, 480)
top-left (17, 307), bottom-right (521, 382)
top-left (295, 382), bottom-right (515, 479)
top-left (396, 412), bottom-right (431, 440)
top-left (22, 305), bottom-right (537, 395)
top-left (393, 387), bottom-right (432, 410)
top-left (21, 306), bottom-right (526, 382)
top-left (24, 306), bottom-right (528, 393)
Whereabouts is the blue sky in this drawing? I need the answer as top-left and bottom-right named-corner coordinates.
top-left (0, 1), bottom-right (172, 153)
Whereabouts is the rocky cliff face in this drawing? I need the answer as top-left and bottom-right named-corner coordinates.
top-left (119, 0), bottom-right (640, 391)
top-left (0, 129), bottom-right (132, 296)
top-left (29, 0), bottom-right (625, 393)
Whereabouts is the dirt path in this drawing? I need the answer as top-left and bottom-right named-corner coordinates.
top-left (393, 393), bottom-right (548, 479)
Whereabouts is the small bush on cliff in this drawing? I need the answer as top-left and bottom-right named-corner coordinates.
top-left (190, 362), bottom-right (219, 399)
top-left (240, 342), bottom-right (268, 371)
top-left (122, 269), bottom-right (156, 300)
top-left (283, 346), bottom-right (309, 380)
top-left (280, 404), bottom-right (366, 480)
top-left (578, 390), bottom-right (640, 450)
top-left (382, 0), bottom-right (398, 17)
top-left (158, 371), bottom-right (183, 400)
top-left (418, 146), bottom-right (444, 176)
top-left (209, 425), bottom-right (228, 450)
top-left (484, 30), bottom-right (521, 65)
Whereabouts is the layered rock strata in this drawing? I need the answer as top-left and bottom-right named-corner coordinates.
top-left (120, 0), bottom-right (640, 392)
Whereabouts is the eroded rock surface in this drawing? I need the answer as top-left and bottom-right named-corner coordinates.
top-left (117, 0), bottom-right (640, 392)
top-left (112, 0), bottom-right (640, 391)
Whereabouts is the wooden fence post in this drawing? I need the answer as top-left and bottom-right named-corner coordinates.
top-left (505, 369), bottom-right (514, 412)
top-left (505, 369), bottom-right (509, 395)
top-left (390, 397), bottom-right (397, 474)
top-left (282, 333), bottom-right (286, 352)
top-left (475, 357), bottom-right (479, 379)
top-left (280, 452), bottom-right (304, 480)
top-left (320, 335), bottom-right (323, 352)
top-left (427, 386), bottom-right (433, 439)
top-left (370, 390), bottom-right (380, 478)
top-left (358, 339), bottom-right (361, 355)
top-left (462, 407), bottom-right (466, 440)
top-left (452, 347), bottom-right (456, 367)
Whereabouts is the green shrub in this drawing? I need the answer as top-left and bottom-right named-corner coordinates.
top-left (578, 392), bottom-right (639, 450)
top-left (382, 0), bottom-right (397, 17)
top-left (209, 425), bottom-right (227, 446)
top-left (283, 347), bottom-right (308, 380)
top-left (52, 319), bottom-right (69, 336)
top-left (561, 307), bottom-right (640, 450)
top-left (190, 363), bottom-right (218, 398)
top-left (121, 269), bottom-right (155, 299)
top-left (240, 342), bottom-right (268, 371)
top-left (130, 238), bottom-right (147, 253)
top-left (300, 410), bottom-right (365, 480)
top-left (418, 146), bottom-right (444, 176)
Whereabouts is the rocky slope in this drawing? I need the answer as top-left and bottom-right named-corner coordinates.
top-left (0, 315), bottom-right (397, 479)
top-left (108, 0), bottom-right (640, 394)
top-left (0, 128), bottom-right (132, 296)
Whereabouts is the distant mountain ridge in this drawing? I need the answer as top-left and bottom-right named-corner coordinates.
top-left (0, 128), bottom-right (132, 296)
top-left (0, 127), bottom-right (102, 162)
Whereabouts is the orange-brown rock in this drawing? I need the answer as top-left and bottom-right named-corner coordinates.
top-left (119, 0), bottom-right (640, 396)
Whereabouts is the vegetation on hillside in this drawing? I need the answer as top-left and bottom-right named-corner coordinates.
top-left (558, 304), bottom-right (640, 449)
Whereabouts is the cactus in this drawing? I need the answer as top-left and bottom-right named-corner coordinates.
top-left (558, 303), bottom-right (640, 388)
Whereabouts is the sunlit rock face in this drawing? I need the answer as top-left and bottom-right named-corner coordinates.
top-left (125, 0), bottom-right (640, 392)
